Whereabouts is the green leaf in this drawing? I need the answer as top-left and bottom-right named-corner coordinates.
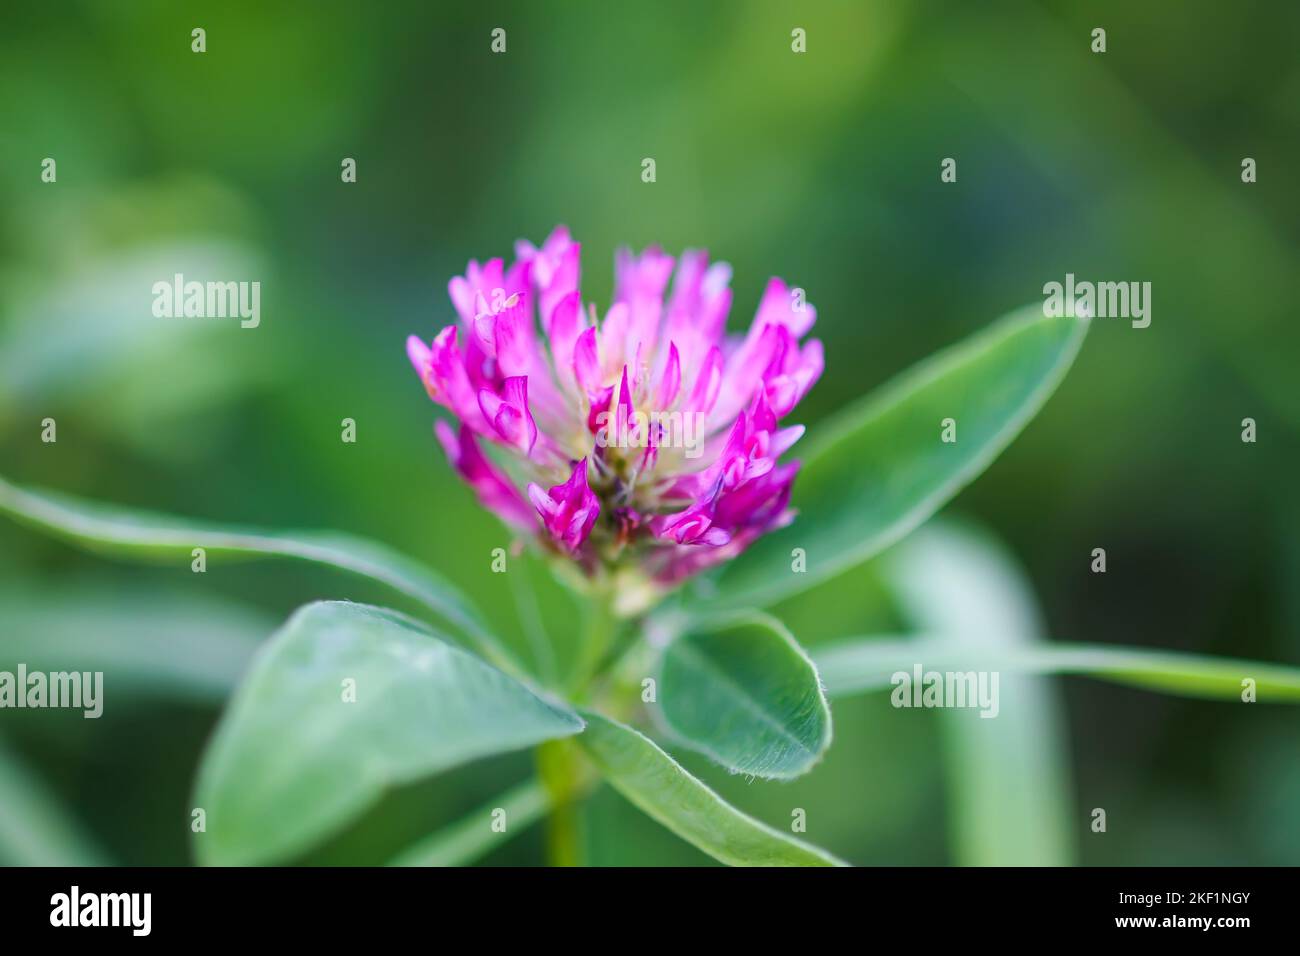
top-left (710, 305), bottom-right (1088, 610)
top-left (0, 475), bottom-right (515, 671)
top-left (657, 613), bottom-right (831, 779)
top-left (0, 583), bottom-right (268, 701)
top-left (576, 711), bottom-right (846, 867)
top-left (193, 601), bottom-right (583, 866)
top-left (815, 639), bottom-right (1300, 702)
top-left (882, 523), bottom-right (1074, 865)
top-left (387, 779), bottom-right (548, 867)
top-left (0, 736), bottom-right (110, 866)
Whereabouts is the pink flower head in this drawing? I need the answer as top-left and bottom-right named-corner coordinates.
top-left (527, 459), bottom-right (600, 554)
top-left (406, 226), bottom-right (822, 586)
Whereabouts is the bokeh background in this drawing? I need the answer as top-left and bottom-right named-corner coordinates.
top-left (1, 0), bottom-right (1297, 865)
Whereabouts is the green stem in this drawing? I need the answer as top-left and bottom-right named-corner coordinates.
top-left (536, 739), bottom-right (587, 867)
top-left (537, 585), bottom-right (622, 868)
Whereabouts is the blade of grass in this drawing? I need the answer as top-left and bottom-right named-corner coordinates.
top-left (883, 524), bottom-right (1073, 865)
top-left (387, 779), bottom-right (549, 867)
top-left (815, 638), bottom-right (1300, 702)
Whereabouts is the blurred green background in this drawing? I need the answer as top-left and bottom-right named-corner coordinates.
top-left (1, 0), bottom-right (1297, 865)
